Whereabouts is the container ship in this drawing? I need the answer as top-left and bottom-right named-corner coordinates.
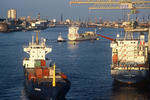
top-left (68, 26), bottom-right (98, 41)
top-left (22, 32), bottom-right (71, 100)
top-left (110, 22), bottom-right (150, 84)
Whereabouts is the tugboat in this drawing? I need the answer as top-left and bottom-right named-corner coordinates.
top-left (57, 33), bottom-right (66, 42)
top-left (22, 31), bottom-right (71, 100)
top-left (68, 26), bottom-right (98, 41)
top-left (110, 15), bottom-right (149, 84)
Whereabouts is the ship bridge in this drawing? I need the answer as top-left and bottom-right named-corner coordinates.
top-left (23, 32), bottom-right (52, 68)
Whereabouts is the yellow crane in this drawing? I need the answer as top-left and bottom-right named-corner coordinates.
top-left (70, 0), bottom-right (150, 10)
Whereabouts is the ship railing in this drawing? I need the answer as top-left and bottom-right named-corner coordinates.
top-left (111, 63), bottom-right (149, 70)
top-left (115, 67), bottom-right (149, 70)
top-left (116, 38), bottom-right (139, 41)
top-left (23, 45), bottom-right (52, 49)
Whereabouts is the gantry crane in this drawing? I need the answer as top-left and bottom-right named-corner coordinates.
top-left (70, 0), bottom-right (150, 10)
top-left (70, 0), bottom-right (150, 39)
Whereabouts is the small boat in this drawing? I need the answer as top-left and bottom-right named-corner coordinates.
top-left (57, 33), bottom-right (66, 42)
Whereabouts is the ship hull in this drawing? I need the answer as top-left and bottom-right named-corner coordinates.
top-left (69, 35), bottom-right (98, 41)
top-left (24, 79), bottom-right (71, 100)
top-left (57, 40), bottom-right (66, 42)
top-left (75, 36), bottom-right (97, 41)
top-left (111, 69), bottom-right (149, 84)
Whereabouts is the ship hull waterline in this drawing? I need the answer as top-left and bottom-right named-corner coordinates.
top-left (69, 36), bottom-right (98, 41)
top-left (24, 79), bottom-right (71, 100)
top-left (111, 69), bottom-right (149, 84)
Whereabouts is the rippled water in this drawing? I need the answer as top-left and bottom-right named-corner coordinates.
top-left (0, 27), bottom-right (150, 100)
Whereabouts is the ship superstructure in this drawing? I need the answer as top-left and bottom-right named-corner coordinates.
top-left (23, 33), bottom-right (51, 68)
top-left (110, 23), bottom-right (149, 84)
top-left (68, 26), bottom-right (98, 41)
top-left (22, 32), bottom-right (70, 100)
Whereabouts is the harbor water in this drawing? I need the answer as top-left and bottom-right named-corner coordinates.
top-left (0, 27), bottom-right (150, 100)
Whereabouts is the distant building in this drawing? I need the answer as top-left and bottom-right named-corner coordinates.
top-left (66, 19), bottom-right (71, 23)
top-left (61, 14), bottom-right (63, 22)
top-left (37, 13), bottom-right (40, 20)
top-left (27, 16), bottom-right (31, 22)
top-left (52, 19), bottom-right (56, 23)
top-left (8, 9), bottom-right (17, 20)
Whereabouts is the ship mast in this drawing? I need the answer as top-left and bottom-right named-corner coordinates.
top-left (124, 13), bottom-right (133, 39)
top-left (35, 30), bottom-right (39, 45)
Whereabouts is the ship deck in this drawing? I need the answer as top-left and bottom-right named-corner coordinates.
top-left (24, 68), bottom-right (65, 83)
top-left (111, 65), bottom-right (149, 71)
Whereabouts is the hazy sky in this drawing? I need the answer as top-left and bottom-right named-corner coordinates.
top-left (1, 0), bottom-right (150, 21)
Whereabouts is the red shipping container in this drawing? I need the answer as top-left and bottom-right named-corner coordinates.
top-left (43, 68), bottom-right (49, 76)
top-left (41, 60), bottom-right (46, 66)
top-left (35, 68), bottom-right (43, 79)
top-left (28, 73), bottom-right (36, 80)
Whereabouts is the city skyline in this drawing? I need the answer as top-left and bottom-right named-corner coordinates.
top-left (1, 0), bottom-right (150, 21)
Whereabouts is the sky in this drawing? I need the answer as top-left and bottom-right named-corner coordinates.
top-left (1, 0), bottom-right (150, 21)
